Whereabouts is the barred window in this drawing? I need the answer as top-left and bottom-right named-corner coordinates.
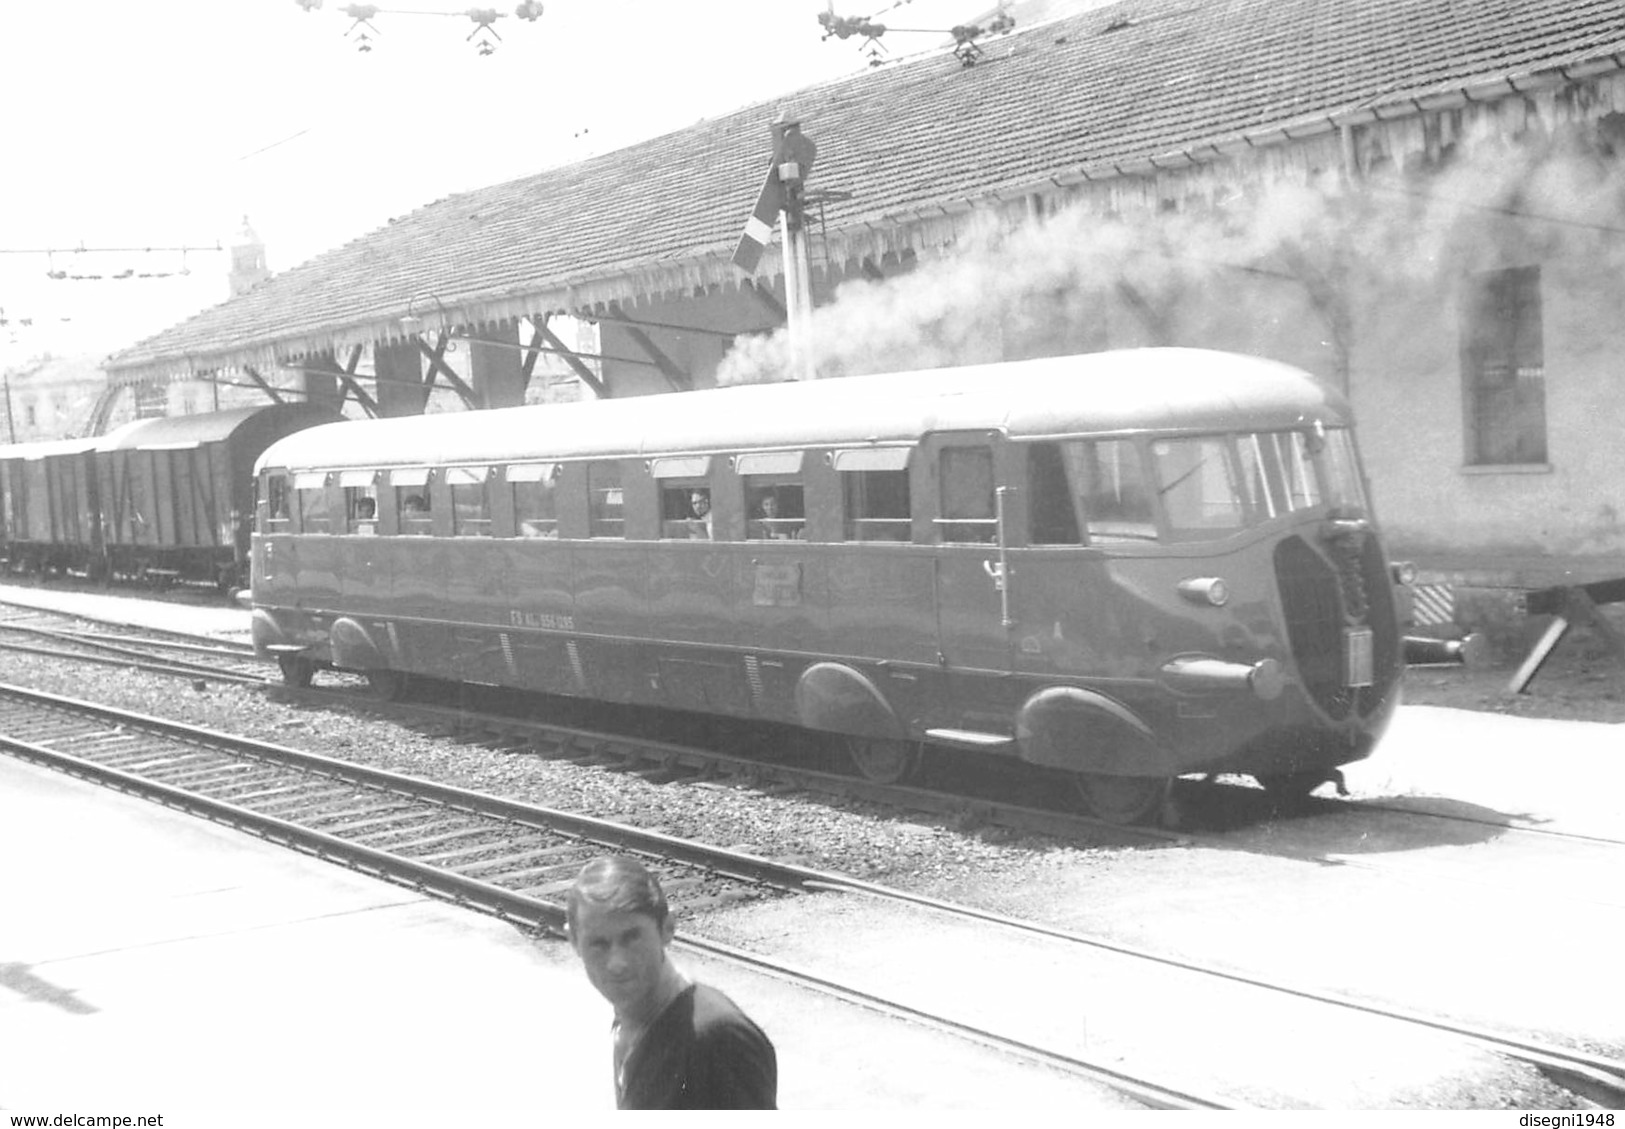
top-left (1462, 266), bottom-right (1546, 465)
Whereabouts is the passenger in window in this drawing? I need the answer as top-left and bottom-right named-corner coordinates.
top-left (750, 493), bottom-right (800, 540)
top-left (403, 494), bottom-right (429, 515)
top-left (686, 489), bottom-right (712, 539)
top-left (355, 496), bottom-right (377, 534)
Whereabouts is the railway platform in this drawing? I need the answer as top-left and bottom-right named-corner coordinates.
top-left (0, 737), bottom-right (1131, 1117)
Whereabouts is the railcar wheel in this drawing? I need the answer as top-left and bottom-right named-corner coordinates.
top-left (366, 669), bottom-right (410, 701)
top-left (1073, 773), bottom-right (1170, 825)
top-left (1256, 772), bottom-right (1327, 806)
top-left (276, 654), bottom-right (315, 688)
top-left (846, 737), bottom-right (920, 785)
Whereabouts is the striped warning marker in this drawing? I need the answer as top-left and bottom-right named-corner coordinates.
top-left (1410, 583), bottom-right (1456, 626)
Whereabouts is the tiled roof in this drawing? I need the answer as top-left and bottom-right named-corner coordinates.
top-left (107, 0), bottom-right (1625, 379)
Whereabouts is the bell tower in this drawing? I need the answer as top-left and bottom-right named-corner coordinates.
top-left (228, 216), bottom-right (270, 297)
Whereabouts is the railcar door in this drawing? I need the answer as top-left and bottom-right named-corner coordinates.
top-left (924, 432), bottom-right (1015, 731)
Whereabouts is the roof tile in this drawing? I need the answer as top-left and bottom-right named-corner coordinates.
top-left (109, 0), bottom-right (1625, 376)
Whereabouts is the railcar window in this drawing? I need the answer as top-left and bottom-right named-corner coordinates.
top-left (1152, 436), bottom-right (1247, 540)
top-left (298, 484), bottom-right (333, 534)
top-left (1026, 443), bottom-right (1081, 544)
top-left (447, 467), bottom-right (491, 536)
top-left (1063, 439), bottom-right (1157, 541)
top-left (1267, 432), bottom-right (1322, 511)
top-left (386, 467), bottom-right (433, 536)
top-left (346, 489), bottom-right (378, 534)
top-left (744, 478), bottom-right (804, 540)
top-left (587, 461), bottom-right (624, 538)
top-left (936, 446), bottom-right (997, 543)
top-left (509, 463), bottom-right (559, 538)
top-left (1318, 428), bottom-right (1368, 513)
top-left (396, 488), bottom-right (432, 534)
top-left (1236, 435), bottom-right (1280, 520)
top-left (265, 475), bottom-right (292, 531)
top-left (660, 482), bottom-right (712, 540)
top-left (842, 470), bottom-right (910, 542)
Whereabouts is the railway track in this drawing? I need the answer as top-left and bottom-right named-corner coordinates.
top-left (6, 596), bottom-right (1625, 926)
top-left (0, 595), bottom-right (1175, 847)
top-left (3, 679), bottom-right (1621, 1108)
top-left (6, 594), bottom-right (1620, 842)
top-left (0, 680), bottom-right (1223, 1110)
top-left (5, 595), bottom-right (1623, 935)
top-left (0, 604), bottom-right (271, 683)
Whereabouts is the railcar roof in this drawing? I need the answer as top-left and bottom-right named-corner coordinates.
top-left (93, 403), bottom-right (340, 452)
top-left (0, 436), bottom-right (101, 460)
top-left (258, 349), bottom-right (1351, 473)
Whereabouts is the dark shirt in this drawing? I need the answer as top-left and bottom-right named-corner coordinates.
top-left (615, 983), bottom-right (777, 1109)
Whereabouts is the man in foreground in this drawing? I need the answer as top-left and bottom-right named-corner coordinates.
top-left (566, 855), bottom-right (778, 1109)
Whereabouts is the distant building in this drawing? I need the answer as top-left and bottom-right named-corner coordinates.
top-left (228, 217), bottom-right (271, 298)
top-left (98, 0), bottom-right (1625, 598)
top-left (0, 353), bottom-right (112, 442)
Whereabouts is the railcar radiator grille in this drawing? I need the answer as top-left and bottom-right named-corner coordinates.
top-left (1275, 536), bottom-right (1351, 719)
top-left (1274, 533), bottom-right (1400, 720)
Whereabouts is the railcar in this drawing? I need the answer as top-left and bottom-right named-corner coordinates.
top-left (0, 402), bottom-right (344, 590)
top-left (0, 436), bottom-right (102, 576)
top-left (249, 348), bottom-right (1438, 822)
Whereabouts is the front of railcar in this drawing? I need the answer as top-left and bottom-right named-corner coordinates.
top-left (1004, 354), bottom-right (1413, 818)
top-left (1143, 421), bottom-right (1408, 795)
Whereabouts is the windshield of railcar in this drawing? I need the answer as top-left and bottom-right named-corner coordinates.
top-left (1151, 428), bottom-right (1367, 540)
top-left (1314, 426), bottom-right (1368, 513)
top-left (1034, 427), bottom-right (1368, 544)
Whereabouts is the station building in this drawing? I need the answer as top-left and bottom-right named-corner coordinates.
top-left (99, 0), bottom-right (1625, 630)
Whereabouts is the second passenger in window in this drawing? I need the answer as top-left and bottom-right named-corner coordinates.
top-left (749, 493), bottom-right (800, 540)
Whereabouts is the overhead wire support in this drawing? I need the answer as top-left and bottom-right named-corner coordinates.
top-left (0, 243), bottom-right (223, 283)
top-left (293, 1), bottom-right (544, 55)
top-left (0, 245), bottom-right (223, 255)
top-left (818, 2), bottom-right (1014, 67)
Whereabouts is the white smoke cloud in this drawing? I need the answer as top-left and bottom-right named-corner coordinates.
top-left (715, 119), bottom-right (1625, 386)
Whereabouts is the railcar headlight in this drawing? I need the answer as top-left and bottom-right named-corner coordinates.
top-left (1390, 560), bottom-right (1417, 585)
top-left (1176, 577), bottom-right (1229, 607)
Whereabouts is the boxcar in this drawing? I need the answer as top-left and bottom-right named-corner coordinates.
top-left (0, 402), bottom-right (344, 590)
top-left (250, 348), bottom-right (1430, 822)
top-left (0, 436), bottom-right (102, 577)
